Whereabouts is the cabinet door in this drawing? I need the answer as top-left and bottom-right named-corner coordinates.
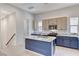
top-left (42, 20), bottom-right (49, 30)
top-left (57, 18), bottom-right (62, 30)
top-left (48, 19), bottom-right (57, 25)
top-left (57, 17), bottom-right (67, 30)
top-left (61, 17), bottom-right (67, 30)
top-left (63, 37), bottom-right (70, 47)
top-left (56, 36), bottom-right (64, 46)
top-left (78, 40), bottom-right (79, 49)
top-left (70, 37), bottom-right (78, 49)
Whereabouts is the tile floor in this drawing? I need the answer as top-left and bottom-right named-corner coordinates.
top-left (54, 46), bottom-right (79, 56)
top-left (24, 46), bottom-right (79, 56)
top-left (0, 46), bottom-right (79, 56)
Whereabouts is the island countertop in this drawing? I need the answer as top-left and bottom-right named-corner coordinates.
top-left (25, 35), bottom-right (56, 42)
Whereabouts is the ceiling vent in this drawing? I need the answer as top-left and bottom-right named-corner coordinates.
top-left (28, 6), bottom-right (34, 9)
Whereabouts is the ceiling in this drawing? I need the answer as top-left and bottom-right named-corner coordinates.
top-left (0, 3), bottom-right (78, 17)
top-left (10, 3), bottom-right (78, 14)
top-left (0, 4), bottom-right (15, 18)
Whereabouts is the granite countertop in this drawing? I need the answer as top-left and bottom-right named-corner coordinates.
top-left (57, 34), bottom-right (79, 37)
top-left (25, 35), bottom-right (56, 42)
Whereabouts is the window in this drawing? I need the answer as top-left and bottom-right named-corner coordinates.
top-left (70, 17), bottom-right (78, 34)
top-left (38, 20), bottom-right (42, 32)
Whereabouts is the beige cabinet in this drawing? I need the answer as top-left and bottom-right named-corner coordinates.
top-left (57, 18), bottom-right (61, 30)
top-left (48, 19), bottom-right (57, 25)
top-left (42, 17), bottom-right (67, 30)
top-left (57, 17), bottom-right (67, 30)
top-left (61, 17), bottom-right (67, 30)
top-left (42, 20), bottom-right (49, 30)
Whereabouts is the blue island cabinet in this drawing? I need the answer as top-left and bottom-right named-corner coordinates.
top-left (25, 39), bottom-right (54, 56)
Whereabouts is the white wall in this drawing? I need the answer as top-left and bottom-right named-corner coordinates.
top-left (0, 4), bottom-right (17, 48)
top-left (0, 16), bottom-right (2, 47)
top-left (7, 14), bottom-right (16, 47)
top-left (1, 18), bottom-right (8, 48)
top-left (5, 4), bottom-right (34, 49)
top-left (1, 13), bottom-right (16, 48)
top-left (36, 4), bottom-right (79, 19)
top-left (0, 4), bottom-right (34, 49)
top-left (24, 12), bottom-right (34, 36)
top-left (14, 9), bottom-right (34, 49)
top-left (35, 4), bottom-right (79, 35)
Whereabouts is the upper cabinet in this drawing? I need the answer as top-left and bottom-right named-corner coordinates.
top-left (48, 18), bottom-right (57, 25)
top-left (57, 17), bottom-right (67, 30)
top-left (42, 17), bottom-right (67, 31)
top-left (42, 19), bottom-right (49, 30)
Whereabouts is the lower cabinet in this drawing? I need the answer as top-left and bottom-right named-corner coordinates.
top-left (56, 36), bottom-right (63, 46)
top-left (70, 37), bottom-right (78, 49)
top-left (77, 40), bottom-right (79, 49)
top-left (25, 39), bottom-right (53, 56)
top-left (56, 36), bottom-right (78, 49)
top-left (63, 37), bottom-right (70, 48)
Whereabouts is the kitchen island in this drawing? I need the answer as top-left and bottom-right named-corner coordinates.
top-left (25, 35), bottom-right (56, 56)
